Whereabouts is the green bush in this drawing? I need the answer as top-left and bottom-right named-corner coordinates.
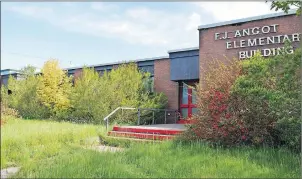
top-left (5, 66), bottom-right (51, 119)
top-left (69, 67), bottom-right (110, 124)
top-left (230, 48), bottom-right (301, 151)
top-left (1, 101), bottom-right (19, 119)
top-left (70, 64), bottom-right (168, 124)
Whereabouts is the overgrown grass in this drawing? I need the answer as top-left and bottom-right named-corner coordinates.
top-left (13, 141), bottom-right (300, 178)
top-left (1, 117), bottom-right (300, 178)
top-left (1, 116), bottom-right (102, 169)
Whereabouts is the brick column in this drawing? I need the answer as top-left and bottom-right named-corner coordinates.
top-left (154, 58), bottom-right (179, 110)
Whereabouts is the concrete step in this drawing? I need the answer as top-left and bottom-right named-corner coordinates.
top-left (108, 131), bottom-right (175, 140)
top-left (112, 126), bottom-right (183, 135)
top-left (106, 136), bottom-right (162, 143)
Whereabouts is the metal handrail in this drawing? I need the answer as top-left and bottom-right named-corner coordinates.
top-left (104, 107), bottom-right (180, 131)
top-left (139, 108), bottom-right (177, 112)
top-left (104, 107), bottom-right (136, 131)
top-left (138, 108), bottom-right (179, 125)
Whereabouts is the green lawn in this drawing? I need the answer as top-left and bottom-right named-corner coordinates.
top-left (1, 117), bottom-right (300, 178)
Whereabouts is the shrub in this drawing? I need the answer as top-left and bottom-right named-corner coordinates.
top-left (70, 64), bottom-right (168, 124)
top-left (1, 102), bottom-right (19, 118)
top-left (3, 66), bottom-right (50, 119)
top-left (182, 57), bottom-right (244, 146)
top-left (70, 67), bottom-right (110, 124)
top-left (105, 63), bottom-right (167, 124)
top-left (230, 48), bottom-right (301, 151)
top-left (1, 86), bottom-right (19, 126)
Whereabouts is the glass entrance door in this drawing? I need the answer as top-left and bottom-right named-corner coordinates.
top-left (180, 82), bottom-right (197, 119)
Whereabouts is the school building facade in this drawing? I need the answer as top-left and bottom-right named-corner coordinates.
top-left (1, 10), bottom-right (300, 121)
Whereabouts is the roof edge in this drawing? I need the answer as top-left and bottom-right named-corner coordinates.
top-left (1, 69), bottom-right (19, 72)
top-left (168, 46), bottom-right (199, 53)
top-left (198, 9), bottom-right (297, 30)
top-left (64, 55), bottom-right (169, 71)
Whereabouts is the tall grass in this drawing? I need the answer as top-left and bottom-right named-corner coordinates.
top-left (14, 142), bottom-right (301, 178)
top-left (2, 117), bottom-right (300, 178)
top-left (15, 142), bottom-right (301, 178)
top-left (1, 116), bottom-right (101, 169)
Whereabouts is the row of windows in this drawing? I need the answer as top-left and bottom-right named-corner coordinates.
top-left (69, 65), bottom-right (154, 77)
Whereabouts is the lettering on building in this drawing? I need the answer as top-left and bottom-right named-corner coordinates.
top-left (214, 24), bottom-right (301, 59)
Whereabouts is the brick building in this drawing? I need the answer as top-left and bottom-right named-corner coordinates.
top-left (0, 69), bottom-right (21, 86)
top-left (1, 10), bottom-right (300, 122)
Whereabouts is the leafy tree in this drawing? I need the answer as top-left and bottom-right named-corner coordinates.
top-left (37, 60), bottom-right (72, 115)
top-left (4, 66), bottom-right (50, 119)
top-left (105, 63), bottom-right (167, 124)
top-left (70, 67), bottom-right (111, 124)
top-left (269, 1), bottom-right (301, 15)
top-left (19, 65), bottom-right (37, 78)
top-left (70, 63), bottom-right (167, 124)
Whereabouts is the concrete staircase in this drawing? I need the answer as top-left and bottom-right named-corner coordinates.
top-left (107, 125), bottom-right (185, 141)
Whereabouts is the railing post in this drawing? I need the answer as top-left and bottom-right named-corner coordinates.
top-left (164, 110), bottom-right (167, 124)
top-left (137, 108), bottom-right (140, 125)
top-left (121, 108), bottom-right (124, 122)
top-left (106, 118), bottom-right (109, 131)
top-left (152, 111), bottom-right (155, 124)
top-left (175, 110), bottom-right (177, 124)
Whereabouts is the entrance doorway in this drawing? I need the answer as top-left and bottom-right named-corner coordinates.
top-left (180, 82), bottom-right (198, 120)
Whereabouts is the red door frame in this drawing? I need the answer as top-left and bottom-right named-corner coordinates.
top-left (180, 84), bottom-right (197, 119)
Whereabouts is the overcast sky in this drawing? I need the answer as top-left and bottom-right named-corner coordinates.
top-left (1, 1), bottom-right (281, 70)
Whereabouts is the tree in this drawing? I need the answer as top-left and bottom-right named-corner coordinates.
top-left (37, 60), bottom-right (72, 115)
top-left (5, 66), bottom-right (50, 119)
top-left (70, 67), bottom-right (110, 124)
top-left (269, 1), bottom-right (301, 15)
top-left (19, 65), bottom-right (37, 78)
top-left (70, 63), bottom-right (167, 124)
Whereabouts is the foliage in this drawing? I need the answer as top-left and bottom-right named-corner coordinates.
top-left (19, 65), bottom-right (37, 78)
top-left (182, 45), bottom-right (301, 152)
top-left (1, 84), bottom-right (9, 108)
top-left (1, 118), bottom-right (300, 178)
top-left (4, 61), bottom-right (166, 124)
top-left (69, 67), bottom-right (110, 124)
top-left (3, 66), bottom-right (50, 119)
top-left (0, 102), bottom-right (19, 119)
top-left (1, 117), bottom-right (99, 169)
top-left (6, 126), bottom-right (300, 178)
top-left (0, 98), bottom-right (19, 127)
top-left (230, 49), bottom-right (301, 151)
top-left (104, 63), bottom-right (167, 124)
top-left (98, 133), bottom-right (156, 148)
top-left (269, 1), bottom-right (301, 15)
top-left (105, 63), bottom-right (148, 108)
top-left (70, 64), bottom-right (167, 124)
top-left (182, 57), bottom-right (244, 146)
top-left (37, 60), bottom-right (72, 117)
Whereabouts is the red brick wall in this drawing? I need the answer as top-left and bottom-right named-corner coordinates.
top-left (154, 58), bottom-right (179, 110)
top-left (199, 14), bottom-right (301, 88)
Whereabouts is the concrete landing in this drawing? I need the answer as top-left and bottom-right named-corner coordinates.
top-left (119, 124), bottom-right (186, 130)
